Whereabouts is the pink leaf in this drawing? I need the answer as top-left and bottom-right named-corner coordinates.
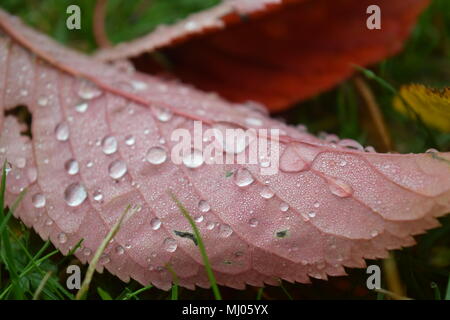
top-left (1, 9), bottom-right (449, 290)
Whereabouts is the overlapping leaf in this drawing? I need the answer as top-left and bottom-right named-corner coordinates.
top-left (1, 9), bottom-right (450, 290)
top-left (96, 0), bottom-right (431, 112)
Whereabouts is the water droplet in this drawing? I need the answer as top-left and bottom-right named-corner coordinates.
top-left (32, 193), bottom-right (46, 208)
top-left (102, 136), bottom-right (118, 155)
top-left (64, 159), bottom-right (79, 175)
top-left (64, 183), bottom-right (87, 207)
top-left (280, 145), bottom-right (307, 173)
top-left (55, 122), bottom-right (69, 141)
top-left (146, 146), bottom-right (167, 165)
top-left (233, 168), bottom-right (254, 187)
top-left (260, 186), bottom-right (274, 199)
top-left (75, 102), bottom-right (88, 113)
top-left (27, 167), bottom-right (37, 183)
top-left (245, 117), bottom-right (263, 127)
top-left (57, 233), bottom-right (67, 244)
top-left (150, 217), bottom-right (161, 230)
top-left (93, 190), bottom-right (103, 202)
top-left (194, 215), bottom-right (204, 223)
top-left (426, 148), bottom-right (439, 154)
top-left (37, 96), bottom-right (48, 107)
top-left (78, 81), bottom-right (102, 100)
top-left (108, 160), bottom-right (127, 179)
top-left (182, 148), bottom-right (204, 169)
top-left (83, 248), bottom-right (92, 256)
top-left (219, 224), bottom-right (233, 238)
top-left (248, 218), bottom-right (258, 227)
top-left (20, 89), bottom-right (28, 96)
top-left (339, 160), bottom-right (347, 167)
top-left (198, 200), bottom-right (211, 213)
top-left (370, 230), bottom-right (379, 237)
top-left (338, 139), bottom-right (364, 151)
top-left (155, 107), bottom-right (173, 122)
top-left (280, 202), bottom-right (289, 212)
top-left (100, 254), bottom-right (110, 264)
top-left (213, 122), bottom-right (253, 154)
top-left (45, 219), bottom-right (53, 226)
top-left (124, 135), bottom-right (135, 146)
top-left (308, 211), bottom-right (316, 218)
top-left (163, 238), bottom-right (177, 252)
top-left (115, 245), bottom-right (125, 255)
top-left (206, 221), bottom-right (215, 230)
top-left (131, 80), bottom-right (148, 91)
top-left (327, 177), bottom-right (353, 198)
top-left (313, 201), bottom-right (320, 208)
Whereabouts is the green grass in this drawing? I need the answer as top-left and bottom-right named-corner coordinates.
top-left (0, 0), bottom-right (449, 300)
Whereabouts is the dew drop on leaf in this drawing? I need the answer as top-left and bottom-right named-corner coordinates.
top-left (64, 159), bottom-right (79, 175)
top-left (219, 224), bottom-right (233, 238)
top-left (327, 177), bottom-right (353, 198)
top-left (146, 146), bottom-right (167, 165)
top-left (233, 168), bottom-right (254, 187)
top-left (57, 232), bottom-right (67, 244)
top-left (64, 182), bottom-right (87, 207)
top-left (280, 202), bottom-right (289, 212)
top-left (75, 102), bottom-right (88, 113)
top-left (150, 217), bottom-right (161, 230)
top-left (280, 144), bottom-right (307, 173)
top-left (163, 238), bottom-right (177, 252)
top-left (248, 218), bottom-right (258, 227)
top-left (102, 135), bottom-right (118, 155)
top-left (182, 148), bottom-right (204, 168)
top-left (108, 160), bottom-right (127, 179)
top-left (55, 122), bottom-right (69, 141)
top-left (260, 186), bottom-right (274, 199)
top-left (32, 193), bottom-right (46, 208)
top-left (198, 200), bottom-right (211, 213)
top-left (155, 107), bottom-right (173, 122)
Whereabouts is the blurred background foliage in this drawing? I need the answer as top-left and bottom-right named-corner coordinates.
top-left (0, 0), bottom-right (449, 300)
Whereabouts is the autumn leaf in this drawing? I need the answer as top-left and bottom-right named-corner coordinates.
top-left (394, 84), bottom-right (450, 132)
top-left (96, 0), bottom-right (431, 112)
top-left (1, 9), bottom-right (450, 291)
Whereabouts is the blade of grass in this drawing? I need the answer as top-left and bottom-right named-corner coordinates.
top-left (122, 285), bottom-right (153, 300)
top-left (256, 287), bottom-right (264, 300)
top-left (170, 193), bottom-right (222, 300)
top-left (166, 264), bottom-right (179, 300)
top-left (445, 276), bottom-right (450, 300)
top-left (279, 281), bottom-right (293, 300)
top-left (75, 204), bottom-right (136, 300)
top-left (32, 271), bottom-right (52, 300)
top-left (97, 286), bottom-right (113, 300)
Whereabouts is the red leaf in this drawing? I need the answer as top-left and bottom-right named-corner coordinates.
top-left (96, 0), bottom-right (430, 112)
top-left (1, 9), bottom-right (449, 290)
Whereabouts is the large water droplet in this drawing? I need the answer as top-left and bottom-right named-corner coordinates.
top-left (146, 146), bottom-right (167, 165)
top-left (260, 186), bottom-right (274, 199)
top-left (64, 183), bottom-right (87, 207)
top-left (182, 148), bottom-right (204, 169)
top-left (280, 145), bottom-right (307, 173)
top-left (233, 168), bottom-right (254, 187)
top-left (163, 238), bottom-right (177, 252)
top-left (327, 177), bottom-right (353, 198)
top-left (32, 193), bottom-right (46, 208)
top-left (150, 217), bottom-right (161, 230)
top-left (55, 122), bottom-right (69, 141)
top-left (108, 160), bottom-right (127, 179)
top-left (64, 159), bottom-right (79, 175)
top-left (245, 117), bottom-right (263, 127)
top-left (198, 200), bottom-right (211, 213)
top-left (219, 224), bottom-right (233, 238)
top-left (102, 136), bottom-right (118, 155)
